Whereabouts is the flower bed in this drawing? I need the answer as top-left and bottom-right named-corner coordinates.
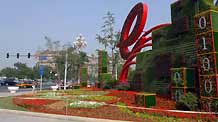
top-left (13, 97), bottom-right (59, 108)
top-left (10, 89), bottom-right (218, 121)
top-left (69, 101), bottom-right (105, 108)
top-left (129, 106), bottom-right (218, 120)
top-left (107, 90), bottom-right (137, 106)
top-left (153, 96), bottom-right (176, 110)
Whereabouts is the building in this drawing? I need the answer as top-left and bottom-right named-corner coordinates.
top-left (35, 50), bottom-right (59, 70)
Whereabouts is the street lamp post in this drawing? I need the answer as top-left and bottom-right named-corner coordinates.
top-left (64, 50), bottom-right (68, 90)
top-left (63, 44), bottom-right (70, 90)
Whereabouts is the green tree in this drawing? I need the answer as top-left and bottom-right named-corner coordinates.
top-left (0, 62), bottom-right (35, 79)
top-left (96, 11), bottom-right (120, 78)
top-left (14, 62), bottom-right (34, 79)
top-left (33, 64), bottom-right (54, 80)
top-left (96, 11), bottom-right (115, 50)
top-left (1, 67), bottom-right (17, 78)
top-left (55, 47), bottom-right (88, 81)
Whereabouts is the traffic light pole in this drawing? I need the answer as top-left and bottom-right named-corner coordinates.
top-left (6, 53), bottom-right (31, 59)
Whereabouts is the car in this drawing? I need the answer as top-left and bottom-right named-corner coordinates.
top-left (16, 81), bottom-right (32, 88)
top-left (0, 80), bottom-right (5, 86)
top-left (2, 78), bottom-right (18, 86)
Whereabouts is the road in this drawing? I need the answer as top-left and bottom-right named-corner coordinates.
top-left (0, 86), bottom-right (33, 92)
top-left (0, 82), bottom-right (53, 92)
top-left (0, 83), bottom-right (53, 97)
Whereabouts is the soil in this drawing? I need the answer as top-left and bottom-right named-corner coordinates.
top-left (29, 105), bottom-right (149, 122)
top-left (46, 101), bottom-right (66, 110)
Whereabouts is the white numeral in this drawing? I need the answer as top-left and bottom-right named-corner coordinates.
top-left (201, 37), bottom-right (207, 50)
top-left (199, 16), bottom-right (207, 29)
top-left (202, 57), bottom-right (210, 71)
top-left (204, 79), bottom-right (212, 94)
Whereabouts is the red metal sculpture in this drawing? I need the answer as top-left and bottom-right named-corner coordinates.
top-left (117, 2), bottom-right (170, 83)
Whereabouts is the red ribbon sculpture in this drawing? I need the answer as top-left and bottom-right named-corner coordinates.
top-left (117, 3), bottom-right (170, 83)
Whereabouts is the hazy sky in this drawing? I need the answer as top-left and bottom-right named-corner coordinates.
top-left (0, 0), bottom-right (177, 69)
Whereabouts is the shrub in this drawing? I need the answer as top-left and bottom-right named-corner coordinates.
top-left (116, 82), bottom-right (130, 91)
top-left (175, 92), bottom-right (198, 111)
top-left (103, 79), bottom-right (118, 89)
top-left (73, 85), bottom-right (80, 89)
top-left (211, 100), bottom-right (218, 112)
top-left (99, 73), bottom-right (112, 83)
top-left (80, 81), bottom-right (87, 87)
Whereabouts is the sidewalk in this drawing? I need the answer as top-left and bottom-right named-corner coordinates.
top-left (0, 109), bottom-right (131, 122)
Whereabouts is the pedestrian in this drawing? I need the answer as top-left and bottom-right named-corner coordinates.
top-left (32, 80), bottom-right (37, 93)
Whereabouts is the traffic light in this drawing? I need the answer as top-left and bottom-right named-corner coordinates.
top-left (28, 53), bottom-right (31, 58)
top-left (17, 53), bottom-right (19, 59)
top-left (6, 53), bottom-right (9, 58)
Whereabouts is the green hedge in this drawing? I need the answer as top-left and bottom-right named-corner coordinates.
top-left (98, 50), bottom-right (108, 73)
top-left (81, 67), bottom-right (87, 82)
top-left (98, 73), bottom-right (112, 83)
top-left (135, 93), bottom-right (156, 108)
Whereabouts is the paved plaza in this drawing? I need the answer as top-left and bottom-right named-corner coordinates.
top-left (0, 109), bottom-right (130, 122)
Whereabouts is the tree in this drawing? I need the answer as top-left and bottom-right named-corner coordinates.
top-left (55, 47), bottom-right (88, 81)
top-left (96, 11), bottom-right (116, 50)
top-left (45, 36), bottom-right (54, 51)
top-left (73, 34), bottom-right (88, 83)
top-left (96, 11), bottom-right (120, 78)
top-left (14, 62), bottom-right (34, 79)
top-left (33, 64), bottom-right (54, 80)
top-left (44, 36), bottom-right (61, 51)
top-left (1, 67), bottom-right (17, 78)
top-left (0, 62), bottom-right (35, 79)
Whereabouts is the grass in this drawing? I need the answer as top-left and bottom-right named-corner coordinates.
top-left (76, 95), bottom-right (115, 102)
top-left (36, 92), bottom-right (66, 99)
top-left (64, 89), bottom-right (109, 96)
top-left (117, 102), bottom-right (207, 122)
top-left (0, 97), bottom-right (26, 111)
top-left (35, 89), bottom-right (114, 102)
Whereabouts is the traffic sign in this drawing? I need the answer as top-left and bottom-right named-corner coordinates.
top-left (39, 65), bottom-right (44, 76)
top-left (39, 56), bottom-right (47, 60)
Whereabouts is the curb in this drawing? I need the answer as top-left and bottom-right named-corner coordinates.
top-left (0, 109), bottom-right (131, 122)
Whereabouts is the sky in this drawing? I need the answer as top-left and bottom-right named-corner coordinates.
top-left (0, 0), bottom-right (177, 69)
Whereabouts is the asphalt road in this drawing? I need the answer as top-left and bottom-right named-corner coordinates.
top-left (0, 86), bottom-right (33, 92)
top-left (0, 85), bottom-right (52, 97)
top-left (0, 83), bottom-right (53, 92)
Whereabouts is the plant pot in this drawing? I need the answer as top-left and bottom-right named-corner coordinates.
top-left (51, 86), bottom-right (58, 91)
top-left (8, 86), bottom-right (19, 93)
